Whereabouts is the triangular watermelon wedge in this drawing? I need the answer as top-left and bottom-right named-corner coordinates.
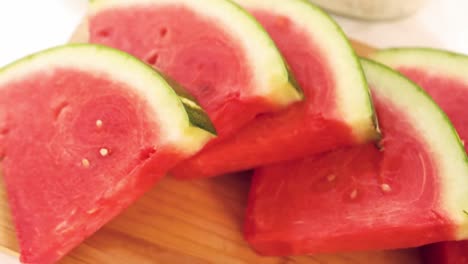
top-left (87, 0), bottom-right (303, 140)
top-left (373, 48), bottom-right (468, 264)
top-left (172, 0), bottom-right (379, 179)
top-left (0, 44), bottom-right (214, 264)
top-left (244, 59), bottom-right (468, 256)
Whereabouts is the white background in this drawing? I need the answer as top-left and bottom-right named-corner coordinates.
top-left (0, 0), bottom-right (467, 263)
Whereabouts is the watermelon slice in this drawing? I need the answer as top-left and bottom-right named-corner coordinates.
top-left (0, 44), bottom-right (214, 264)
top-left (172, 0), bottom-right (379, 179)
top-left (244, 59), bottom-right (468, 256)
top-left (373, 48), bottom-right (468, 153)
top-left (87, 0), bottom-right (302, 140)
top-left (373, 48), bottom-right (468, 264)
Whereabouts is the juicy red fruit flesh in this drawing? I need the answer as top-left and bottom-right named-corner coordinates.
top-left (395, 68), bottom-right (468, 264)
top-left (0, 69), bottom-right (182, 264)
top-left (245, 91), bottom-right (454, 256)
top-left (90, 6), bottom-right (272, 138)
top-left (397, 68), bottom-right (468, 152)
top-left (172, 11), bottom-right (355, 179)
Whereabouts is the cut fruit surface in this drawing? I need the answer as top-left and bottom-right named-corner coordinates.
top-left (172, 0), bottom-right (378, 179)
top-left (0, 44), bottom-right (213, 264)
top-left (373, 48), bottom-right (468, 153)
top-left (88, 0), bottom-right (302, 139)
top-left (244, 59), bottom-right (468, 256)
top-left (373, 48), bottom-right (468, 264)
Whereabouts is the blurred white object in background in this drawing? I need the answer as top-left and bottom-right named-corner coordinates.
top-left (0, 0), bottom-right (87, 67)
top-left (331, 0), bottom-right (468, 54)
top-left (0, 0), bottom-right (467, 68)
top-left (310, 0), bottom-right (426, 20)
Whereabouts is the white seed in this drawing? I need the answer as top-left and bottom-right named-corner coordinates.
top-left (462, 140), bottom-right (465, 146)
top-left (381, 184), bottom-right (392, 193)
top-left (87, 208), bottom-right (98, 214)
top-left (96, 119), bottom-right (103, 128)
top-left (54, 221), bottom-right (68, 231)
top-left (350, 189), bottom-right (358, 200)
top-left (81, 158), bottom-right (90, 168)
top-left (99, 148), bottom-right (109, 157)
top-left (327, 174), bottom-right (336, 182)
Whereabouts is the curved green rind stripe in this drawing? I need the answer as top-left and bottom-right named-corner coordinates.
top-left (284, 61), bottom-right (304, 98)
top-left (234, 0), bottom-right (379, 143)
top-left (296, 0), bottom-right (380, 141)
top-left (182, 103), bottom-right (217, 135)
top-left (224, 0), bottom-right (304, 100)
top-left (159, 73), bottom-right (216, 135)
top-left (361, 58), bottom-right (468, 239)
top-left (89, 0), bottom-right (304, 107)
top-left (372, 47), bottom-right (468, 87)
top-left (0, 44), bottom-right (215, 154)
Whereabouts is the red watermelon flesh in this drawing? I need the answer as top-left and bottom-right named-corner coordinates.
top-left (0, 45), bottom-right (213, 263)
top-left (0, 69), bottom-right (178, 263)
top-left (88, 4), bottom-right (299, 140)
top-left (397, 68), bottom-right (468, 152)
top-left (244, 60), bottom-right (468, 256)
top-left (172, 8), bottom-right (376, 179)
top-left (400, 69), bottom-right (468, 264)
top-left (372, 49), bottom-right (468, 264)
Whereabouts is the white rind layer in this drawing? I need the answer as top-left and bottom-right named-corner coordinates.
top-left (89, 0), bottom-right (303, 107)
top-left (362, 58), bottom-right (468, 239)
top-left (235, 0), bottom-right (378, 142)
top-left (0, 44), bottom-right (214, 155)
top-left (373, 48), bottom-right (468, 91)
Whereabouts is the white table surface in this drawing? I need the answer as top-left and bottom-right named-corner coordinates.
top-left (0, 0), bottom-right (467, 263)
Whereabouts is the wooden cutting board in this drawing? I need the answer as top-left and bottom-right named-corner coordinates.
top-left (0, 24), bottom-right (421, 264)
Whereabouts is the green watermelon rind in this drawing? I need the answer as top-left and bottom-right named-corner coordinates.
top-left (361, 58), bottom-right (468, 239)
top-left (157, 72), bottom-right (217, 135)
top-left (89, 0), bottom-right (304, 107)
top-left (372, 48), bottom-right (468, 93)
top-left (0, 44), bottom-right (215, 155)
top-left (235, 0), bottom-right (380, 143)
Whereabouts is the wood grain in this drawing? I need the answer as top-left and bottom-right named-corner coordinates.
top-left (0, 173), bottom-right (421, 264)
top-left (0, 22), bottom-right (421, 264)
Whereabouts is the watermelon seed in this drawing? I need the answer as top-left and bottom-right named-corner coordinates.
top-left (381, 184), bottom-right (392, 193)
top-left (81, 158), bottom-right (90, 168)
top-left (87, 208), bottom-right (98, 214)
top-left (160, 28), bottom-right (168, 37)
top-left (54, 220), bottom-right (70, 233)
top-left (462, 140), bottom-right (465, 146)
top-left (99, 148), bottom-right (109, 157)
top-left (349, 189), bottom-right (358, 200)
top-left (52, 101), bottom-right (69, 120)
top-left (97, 28), bottom-right (112, 38)
top-left (96, 119), bottom-right (103, 128)
top-left (139, 147), bottom-right (156, 161)
top-left (146, 52), bottom-right (159, 66)
top-left (327, 174), bottom-right (336, 182)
